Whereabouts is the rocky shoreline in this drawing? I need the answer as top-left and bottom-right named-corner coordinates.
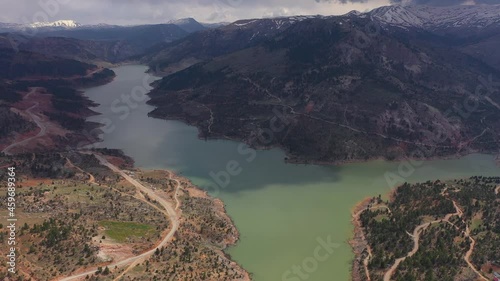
top-left (349, 197), bottom-right (373, 281)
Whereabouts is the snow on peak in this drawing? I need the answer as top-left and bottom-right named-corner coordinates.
top-left (369, 5), bottom-right (500, 29)
top-left (370, 6), bottom-right (424, 27)
top-left (30, 20), bottom-right (81, 28)
top-left (230, 15), bottom-right (321, 30)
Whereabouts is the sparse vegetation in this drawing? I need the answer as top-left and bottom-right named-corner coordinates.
top-left (352, 177), bottom-right (500, 281)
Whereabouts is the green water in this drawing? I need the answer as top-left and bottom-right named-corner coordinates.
top-left (83, 65), bottom-right (500, 281)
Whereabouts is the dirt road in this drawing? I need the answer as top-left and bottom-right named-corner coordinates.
top-left (383, 197), bottom-right (488, 281)
top-left (453, 202), bottom-right (488, 281)
top-left (59, 154), bottom-right (180, 281)
top-left (383, 200), bottom-right (462, 281)
top-left (2, 88), bottom-right (46, 155)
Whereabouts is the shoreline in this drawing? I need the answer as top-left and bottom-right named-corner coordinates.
top-left (146, 167), bottom-right (252, 281)
top-left (146, 111), bottom-right (500, 167)
top-left (349, 197), bottom-right (373, 281)
top-left (172, 172), bottom-right (252, 280)
top-left (79, 64), bottom-right (499, 281)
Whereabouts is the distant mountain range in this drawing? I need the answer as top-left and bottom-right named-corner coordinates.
top-left (370, 5), bottom-right (500, 30)
top-left (0, 18), bottom-right (225, 33)
top-left (0, 19), bottom-right (81, 32)
top-left (0, 18), bottom-right (229, 63)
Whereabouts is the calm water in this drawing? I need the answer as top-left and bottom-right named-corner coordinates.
top-left (84, 65), bottom-right (500, 281)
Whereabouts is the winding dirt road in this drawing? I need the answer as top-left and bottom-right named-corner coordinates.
top-left (454, 203), bottom-right (488, 281)
top-left (2, 88), bottom-right (46, 155)
top-left (65, 157), bottom-right (95, 184)
top-left (383, 197), bottom-right (488, 281)
top-left (382, 216), bottom-right (450, 281)
top-left (59, 154), bottom-right (180, 281)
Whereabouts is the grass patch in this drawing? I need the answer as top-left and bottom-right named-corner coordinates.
top-left (99, 221), bottom-right (155, 243)
top-left (471, 218), bottom-right (483, 231)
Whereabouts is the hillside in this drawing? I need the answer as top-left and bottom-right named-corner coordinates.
top-left (0, 47), bottom-right (115, 154)
top-left (146, 12), bottom-right (500, 163)
top-left (142, 16), bottom-right (321, 75)
top-left (351, 177), bottom-right (500, 281)
top-left (0, 151), bottom-right (249, 280)
top-left (0, 21), bottom-right (201, 64)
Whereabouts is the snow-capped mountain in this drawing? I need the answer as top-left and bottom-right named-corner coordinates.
top-left (30, 20), bottom-right (81, 28)
top-left (0, 22), bottom-right (24, 32)
top-left (228, 15), bottom-right (322, 31)
top-left (369, 5), bottom-right (500, 29)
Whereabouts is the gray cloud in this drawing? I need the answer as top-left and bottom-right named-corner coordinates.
top-left (0, 0), bottom-right (389, 24)
top-left (0, 0), bottom-right (497, 25)
top-left (389, 0), bottom-right (500, 5)
top-left (320, 0), bottom-right (500, 5)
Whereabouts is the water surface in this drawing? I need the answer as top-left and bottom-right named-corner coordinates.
top-left (84, 65), bottom-right (500, 281)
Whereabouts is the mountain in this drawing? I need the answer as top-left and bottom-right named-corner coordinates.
top-left (37, 23), bottom-right (188, 43)
top-left (369, 5), bottom-right (500, 71)
top-left (143, 15), bottom-right (322, 74)
top-left (0, 22), bottom-right (24, 32)
top-left (370, 5), bottom-right (500, 30)
top-left (0, 34), bottom-right (140, 64)
top-left (30, 20), bottom-right (81, 28)
top-left (0, 23), bottom-right (191, 64)
top-left (34, 23), bottom-right (195, 63)
top-left (168, 18), bottom-right (207, 33)
top-left (201, 22), bottom-right (230, 28)
top-left (0, 47), bottom-right (115, 151)
top-left (0, 20), bottom-right (81, 33)
top-left (0, 21), bottom-right (199, 64)
top-left (145, 6), bottom-right (500, 163)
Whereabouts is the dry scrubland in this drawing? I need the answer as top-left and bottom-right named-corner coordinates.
top-left (0, 151), bottom-right (249, 281)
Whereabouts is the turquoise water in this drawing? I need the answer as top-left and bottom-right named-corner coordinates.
top-left (83, 65), bottom-right (500, 281)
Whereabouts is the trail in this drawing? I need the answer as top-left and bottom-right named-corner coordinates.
top-left (485, 96), bottom-right (500, 111)
top-left (452, 202), bottom-right (488, 281)
top-left (383, 194), bottom-right (488, 281)
top-left (242, 76), bottom-right (283, 103)
top-left (174, 179), bottom-right (182, 211)
top-left (383, 200), bottom-right (462, 281)
top-left (2, 88), bottom-right (46, 155)
top-left (65, 157), bottom-right (95, 184)
top-left (242, 77), bottom-right (462, 149)
top-left (353, 205), bottom-right (392, 281)
top-left (59, 154), bottom-right (181, 281)
top-left (202, 104), bottom-right (215, 134)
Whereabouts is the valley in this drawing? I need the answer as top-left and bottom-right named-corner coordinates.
top-left (0, 3), bottom-right (500, 281)
top-left (81, 65), bottom-right (500, 281)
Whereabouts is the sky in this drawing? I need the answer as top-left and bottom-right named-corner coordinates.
top-left (0, 0), bottom-right (498, 25)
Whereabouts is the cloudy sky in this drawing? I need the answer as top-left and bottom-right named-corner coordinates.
top-left (0, 0), bottom-right (498, 25)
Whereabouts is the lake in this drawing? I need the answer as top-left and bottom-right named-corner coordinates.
top-left (83, 65), bottom-right (500, 281)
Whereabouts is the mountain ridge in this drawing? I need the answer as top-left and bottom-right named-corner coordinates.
top-left (144, 6), bottom-right (500, 163)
